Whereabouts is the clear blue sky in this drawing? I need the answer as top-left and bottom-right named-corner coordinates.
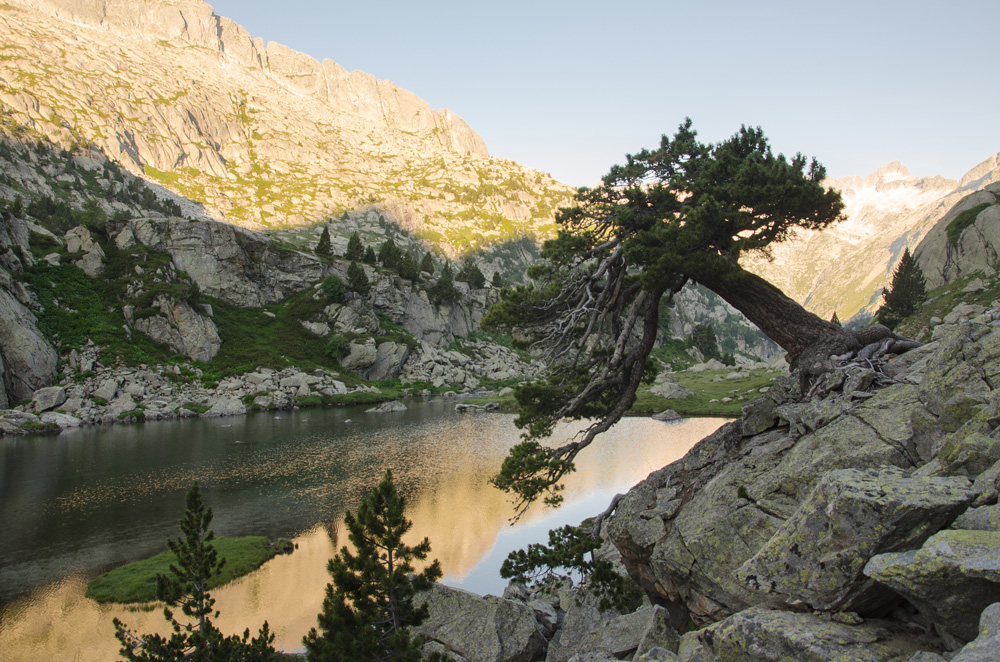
top-left (207, 0), bottom-right (998, 188)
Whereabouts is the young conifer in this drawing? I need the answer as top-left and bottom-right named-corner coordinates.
top-left (113, 483), bottom-right (277, 662)
top-left (316, 226), bottom-right (333, 257)
top-left (876, 248), bottom-right (926, 329)
top-left (345, 231), bottom-right (364, 262)
top-left (347, 260), bottom-right (370, 296)
top-left (304, 470), bottom-right (441, 662)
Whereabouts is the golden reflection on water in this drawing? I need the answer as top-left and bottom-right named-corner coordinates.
top-left (0, 415), bottom-right (724, 661)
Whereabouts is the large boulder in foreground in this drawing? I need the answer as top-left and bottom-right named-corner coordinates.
top-left (678, 607), bottom-right (940, 661)
top-left (951, 601), bottom-right (1000, 661)
top-left (736, 467), bottom-right (974, 615)
top-left (864, 530), bottom-right (1000, 642)
top-left (605, 317), bottom-right (1000, 628)
top-left (412, 584), bottom-right (546, 662)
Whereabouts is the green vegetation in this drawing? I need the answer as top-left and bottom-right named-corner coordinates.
top-left (428, 263), bottom-right (459, 305)
top-left (631, 369), bottom-right (774, 417)
top-left (876, 248), bottom-right (926, 330)
top-left (88, 535), bottom-right (290, 604)
top-left (500, 524), bottom-right (641, 613)
top-left (484, 120), bottom-right (848, 516)
top-left (946, 202), bottom-right (992, 245)
top-left (895, 272), bottom-right (1000, 342)
top-left (112, 483), bottom-right (279, 661)
top-left (469, 367), bottom-right (775, 418)
top-left (315, 226), bottom-right (332, 257)
top-left (347, 260), bottom-right (370, 295)
top-left (303, 470), bottom-right (441, 662)
top-left (344, 231), bottom-right (364, 262)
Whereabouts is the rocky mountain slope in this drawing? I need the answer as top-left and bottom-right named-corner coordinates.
top-left (398, 181), bottom-right (1000, 662)
top-left (0, 0), bottom-right (573, 254)
top-left (0, 128), bottom-right (542, 423)
top-left (744, 155), bottom-right (1000, 322)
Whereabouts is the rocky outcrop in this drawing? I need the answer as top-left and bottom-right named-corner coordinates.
top-left (413, 584), bottom-right (547, 662)
top-left (132, 295), bottom-right (221, 361)
top-left (864, 530), bottom-right (1000, 642)
top-left (678, 607), bottom-right (938, 662)
top-left (736, 468), bottom-right (974, 614)
top-left (122, 217), bottom-right (324, 307)
top-left (0, 215), bottom-right (57, 406)
top-left (0, 0), bottom-right (573, 250)
top-left (915, 182), bottom-right (1000, 289)
top-left (600, 297), bottom-right (1000, 659)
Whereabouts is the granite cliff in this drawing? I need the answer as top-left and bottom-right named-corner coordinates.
top-left (0, 0), bottom-right (573, 253)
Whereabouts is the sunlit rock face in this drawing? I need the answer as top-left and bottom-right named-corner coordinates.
top-left (0, 0), bottom-right (573, 254)
top-left (743, 155), bottom-right (1000, 322)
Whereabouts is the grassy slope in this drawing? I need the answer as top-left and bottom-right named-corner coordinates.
top-left (468, 368), bottom-right (778, 418)
top-left (85, 536), bottom-right (287, 604)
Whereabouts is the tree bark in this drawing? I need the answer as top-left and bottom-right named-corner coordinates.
top-left (696, 268), bottom-right (860, 370)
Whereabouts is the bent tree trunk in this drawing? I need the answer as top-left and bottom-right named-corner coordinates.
top-left (697, 268), bottom-right (860, 370)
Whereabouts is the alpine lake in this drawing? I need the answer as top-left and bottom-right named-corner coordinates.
top-left (0, 397), bottom-right (725, 660)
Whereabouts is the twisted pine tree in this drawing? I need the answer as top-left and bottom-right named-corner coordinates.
top-left (113, 483), bottom-right (277, 661)
top-left (483, 119), bottom-right (914, 517)
top-left (304, 469), bottom-right (442, 662)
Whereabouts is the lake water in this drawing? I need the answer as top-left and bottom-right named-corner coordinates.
top-left (0, 398), bottom-right (725, 660)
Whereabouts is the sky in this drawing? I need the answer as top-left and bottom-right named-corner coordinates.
top-left (206, 0), bottom-right (999, 188)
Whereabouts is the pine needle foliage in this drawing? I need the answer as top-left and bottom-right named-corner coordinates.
top-left (500, 525), bottom-right (641, 613)
top-left (347, 261), bottom-right (370, 296)
top-left (876, 248), bottom-right (926, 329)
top-left (345, 232), bottom-right (365, 262)
top-left (304, 470), bottom-right (442, 662)
top-left (316, 227), bottom-right (333, 257)
top-left (113, 483), bottom-right (278, 661)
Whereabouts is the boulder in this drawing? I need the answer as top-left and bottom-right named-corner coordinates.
top-left (546, 595), bottom-right (659, 662)
top-left (133, 296), bottom-right (221, 361)
top-left (650, 382), bottom-right (693, 399)
top-left (341, 340), bottom-right (378, 371)
top-left (651, 410), bottom-right (682, 422)
top-left (92, 379), bottom-right (120, 402)
top-left (864, 530), bottom-right (1000, 641)
top-left (951, 602), bottom-right (1000, 662)
top-left (736, 468), bottom-right (975, 614)
top-left (682, 607), bottom-right (938, 661)
top-left (31, 385), bottom-right (67, 412)
top-left (741, 397), bottom-right (777, 436)
top-left (202, 397), bottom-right (247, 418)
top-left (412, 584), bottom-right (547, 662)
top-left (953, 504), bottom-right (1000, 531)
top-left (0, 288), bottom-right (58, 404)
top-left (39, 411), bottom-right (81, 428)
top-left (366, 400), bottom-right (407, 413)
top-left (107, 393), bottom-right (137, 418)
top-left (367, 341), bottom-right (411, 381)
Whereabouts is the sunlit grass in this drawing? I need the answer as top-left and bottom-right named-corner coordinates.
top-left (85, 536), bottom-right (290, 604)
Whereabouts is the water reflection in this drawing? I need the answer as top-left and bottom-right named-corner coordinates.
top-left (0, 399), bottom-right (724, 660)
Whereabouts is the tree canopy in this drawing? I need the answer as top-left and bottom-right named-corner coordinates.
top-left (113, 483), bottom-right (277, 661)
top-left (876, 248), bottom-right (926, 330)
top-left (304, 469), bottom-right (441, 662)
top-left (483, 119), bottom-right (865, 516)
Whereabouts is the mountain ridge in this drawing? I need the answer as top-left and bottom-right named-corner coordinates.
top-left (0, 0), bottom-right (572, 254)
top-left (743, 152), bottom-right (1000, 321)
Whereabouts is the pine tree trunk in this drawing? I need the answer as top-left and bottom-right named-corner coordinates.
top-left (697, 268), bottom-right (859, 369)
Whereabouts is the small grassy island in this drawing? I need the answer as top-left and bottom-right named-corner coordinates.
top-left (85, 536), bottom-right (293, 604)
